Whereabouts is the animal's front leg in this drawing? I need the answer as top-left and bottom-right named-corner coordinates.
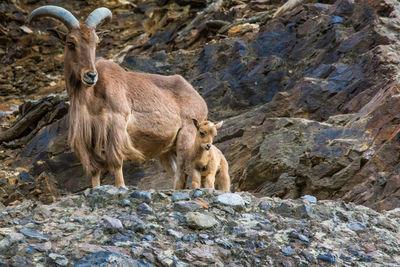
top-left (203, 173), bottom-right (216, 189)
top-left (113, 165), bottom-right (125, 188)
top-left (191, 168), bottom-right (201, 189)
top-left (91, 171), bottom-right (101, 187)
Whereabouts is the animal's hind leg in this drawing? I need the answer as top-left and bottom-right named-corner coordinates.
top-left (158, 150), bottom-right (177, 179)
top-left (174, 126), bottom-right (196, 190)
top-left (216, 157), bottom-right (230, 192)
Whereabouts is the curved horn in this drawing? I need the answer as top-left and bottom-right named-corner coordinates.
top-left (28, 5), bottom-right (79, 30)
top-left (84, 7), bottom-right (112, 28)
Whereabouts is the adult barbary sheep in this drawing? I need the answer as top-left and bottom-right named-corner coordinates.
top-left (28, 6), bottom-right (207, 189)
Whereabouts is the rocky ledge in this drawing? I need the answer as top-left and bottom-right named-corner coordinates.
top-left (0, 186), bottom-right (399, 266)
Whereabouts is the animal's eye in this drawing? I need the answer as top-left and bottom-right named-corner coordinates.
top-left (200, 131), bottom-right (205, 137)
top-left (67, 41), bottom-right (75, 49)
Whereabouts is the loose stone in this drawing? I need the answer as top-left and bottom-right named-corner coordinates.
top-left (131, 191), bottom-right (152, 202)
top-left (215, 193), bottom-right (245, 209)
top-left (281, 247), bottom-right (296, 256)
top-left (317, 253), bottom-right (336, 264)
top-left (185, 212), bottom-right (218, 229)
top-left (137, 203), bottom-right (153, 214)
top-left (19, 229), bottom-right (48, 241)
top-left (172, 192), bottom-right (190, 202)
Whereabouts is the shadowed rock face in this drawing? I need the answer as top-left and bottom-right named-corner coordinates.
top-left (2, 0), bottom-right (400, 210)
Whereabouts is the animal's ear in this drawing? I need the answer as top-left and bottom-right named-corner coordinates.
top-left (215, 121), bottom-right (224, 129)
top-left (47, 29), bottom-right (66, 44)
top-left (192, 119), bottom-right (199, 130)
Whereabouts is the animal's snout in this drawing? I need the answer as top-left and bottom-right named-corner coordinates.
top-left (82, 71), bottom-right (98, 86)
top-left (86, 72), bottom-right (97, 80)
top-left (205, 144), bottom-right (211, 150)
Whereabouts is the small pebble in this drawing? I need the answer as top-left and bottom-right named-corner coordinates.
top-left (281, 247), bottom-right (295, 256)
top-left (122, 199), bottom-right (131, 207)
top-left (301, 195), bottom-right (317, 203)
top-left (317, 253), bottom-right (335, 264)
top-left (172, 193), bottom-right (190, 202)
top-left (192, 189), bottom-right (203, 198)
top-left (103, 217), bottom-right (124, 231)
top-left (19, 229), bottom-right (48, 241)
top-left (131, 191), bottom-right (152, 202)
top-left (142, 235), bottom-right (154, 242)
top-left (137, 203), bottom-right (153, 214)
top-left (347, 222), bottom-right (366, 232)
top-left (258, 201), bottom-right (271, 210)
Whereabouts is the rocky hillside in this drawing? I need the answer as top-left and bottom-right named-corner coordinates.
top-left (0, 186), bottom-right (399, 266)
top-left (1, 0), bottom-right (400, 210)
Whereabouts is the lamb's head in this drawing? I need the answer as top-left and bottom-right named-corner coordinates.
top-left (192, 119), bottom-right (223, 151)
top-left (28, 6), bottom-right (112, 87)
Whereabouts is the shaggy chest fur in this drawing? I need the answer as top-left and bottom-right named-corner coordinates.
top-left (192, 148), bottom-right (214, 176)
top-left (67, 93), bottom-right (140, 173)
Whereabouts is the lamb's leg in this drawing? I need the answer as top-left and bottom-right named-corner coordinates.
top-left (203, 173), bottom-right (216, 189)
top-left (174, 126), bottom-right (196, 190)
top-left (216, 156), bottom-right (230, 192)
top-left (91, 170), bottom-right (101, 187)
top-left (191, 168), bottom-right (201, 189)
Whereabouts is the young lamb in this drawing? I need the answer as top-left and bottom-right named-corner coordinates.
top-left (190, 119), bottom-right (230, 192)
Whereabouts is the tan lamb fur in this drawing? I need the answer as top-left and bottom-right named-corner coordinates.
top-left (29, 6), bottom-right (207, 189)
top-left (190, 119), bottom-right (230, 192)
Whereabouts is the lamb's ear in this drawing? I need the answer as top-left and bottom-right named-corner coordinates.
top-left (215, 121), bottom-right (224, 129)
top-left (192, 119), bottom-right (200, 130)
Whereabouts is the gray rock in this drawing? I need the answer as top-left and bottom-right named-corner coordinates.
top-left (172, 193), bottom-right (190, 202)
top-left (137, 203), bottom-right (153, 214)
top-left (49, 253), bottom-right (68, 266)
top-left (122, 199), bottom-right (131, 207)
top-left (0, 238), bottom-right (11, 251)
top-left (119, 186), bottom-right (128, 191)
top-left (167, 229), bottom-right (183, 239)
top-left (274, 202), bottom-right (293, 217)
top-left (74, 251), bottom-right (151, 267)
top-left (301, 195), bottom-right (317, 203)
top-left (281, 247), bottom-right (296, 256)
top-left (295, 204), bottom-right (315, 218)
top-left (131, 191), bottom-right (152, 203)
top-left (347, 222), bottom-right (367, 232)
top-left (186, 212), bottom-right (218, 229)
top-left (92, 185), bottom-right (120, 196)
top-left (102, 217), bottom-right (124, 232)
top-left (259, 201), bottom-right (271, 210)
top-left (192, 189), bottom-right (203, 198)
top-left (6, 233), bottom-right (24, 243)
top-left (317, 253), bottom-right (335, 263)
top-left (215, 193), bottom-right (245, 209)
top-left (173, 201), bottom-right (202, 212)
top-left (19, 229), bottom-right (48, 241)
top-left (289, 231), bottom-right (310, 243)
